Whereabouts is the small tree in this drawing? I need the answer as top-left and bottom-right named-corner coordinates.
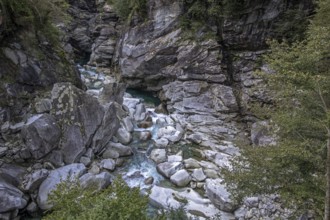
top-left (222, 0), bottom-right (330, 219)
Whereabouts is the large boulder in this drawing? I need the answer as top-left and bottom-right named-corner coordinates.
top-left (37, 163), bottom-right (86, 210)
top-left (150, 185), bottom-right (228, 219)
top-left (79, 172), bottom-right (112, 190)
top-left (191, 168), bottom-right (206, 182)
top-left (105, 142), bottom-right (132, 157)
top-left (170, 169), bottom-right (191, 187)
top-left (23, 169), bottom-right (49, 192)
top-left (157, 162), bottom-right (183, 178)
top-left (0, 180), bottom-right (27, 213)
top-left (114, 126), bottom-right (132, 145)
top-left (205, 179), bottom-right (237, 212)
top-left (0, 163), bottom-right (26, 187)
top-left (48, 82), bottom-right (122, 164)
top-left (149, 185), bottom-right (181, 209)
top-left (150, 149), bottom-right (167, 164)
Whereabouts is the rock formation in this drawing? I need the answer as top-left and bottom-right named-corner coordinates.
top-left (0, 0), bottom-right (315, 219)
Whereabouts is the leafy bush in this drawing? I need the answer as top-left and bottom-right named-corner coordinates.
top-left (43, 176), bottom-right (149, 220)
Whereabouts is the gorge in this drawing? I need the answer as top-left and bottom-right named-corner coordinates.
top-left (0, 0), bottom-right (318, 219)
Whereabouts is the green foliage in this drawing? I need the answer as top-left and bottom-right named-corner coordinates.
top-left (179, 0), bottom-right (246, 40)
top-left (0, 0), bottom-right (69, 44)
top-left (221, 0), bottom-right (330, 218)
top-left (274, 8), bottom-right (310, 42)
top-left (107, 0), bottom-right (147, 22)
top-left (43, 176), bottom-right (149, 220)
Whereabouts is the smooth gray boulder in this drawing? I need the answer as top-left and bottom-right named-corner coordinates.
top-left (170, 169), bottom-right (191, 187)
top-left (0, 180), bottom-right (27, 213)
top-left (167, 155), bottom-right (182, 162)
top-left (0, 146), bottom-right (8, 157)
top-left (122, 116), bottom-right (134, 132)
top-left (157, 126), bottom-right (176, 139)
top-left (37, 163), bottom-right (86, 210)
top-left (106, 142), bottom-right (132, 156)
top-left (79, 172), bottom-right (111, 190)
top-left (157, 162), bottom-right (183, 178)
top-left (164, 130), bottom-right (183, 143)
top-left (100, 159), bottom-right (116, 171)
top-left (102, 149), bottom-right (120, 159)
top-left (0, 163), bottom-right (26, 187)
top-left (134, 103), bottom-right (146, 121)
top-left (154, 138), bottom-right (169, 148)
top-left (205, 179), bottom-right (237, 212)
top-left (184, 158), bottom-right (201, 169)
top-left (23, 169), bottom-right (49, 192)
top-left (192, 168), bottom-right (206, 182)
top-left (80, 156), bottom-right (92, 166)
top-left (150, 149), bottom-right (167, 164)
top-left (150, 185), bottom-right (224, 219)
top-left (115, 126), bottom-right (132, 145)
top-left (91, 102), bottom-right (121, 153)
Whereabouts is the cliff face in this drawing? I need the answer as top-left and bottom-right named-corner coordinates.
top-left (0, 24), bottom-right (83, 125)
top-left (116, 0), bottom-right (313, 143)
top-left (0, 3), bottom-right (126, 219)
top-left (66, 0), bottom-right (120, 67)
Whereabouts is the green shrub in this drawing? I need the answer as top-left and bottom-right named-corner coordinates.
top-left (43, 176), bottom-right (149, 220)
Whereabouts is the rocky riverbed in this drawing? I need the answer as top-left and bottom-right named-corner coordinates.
top-left (0, 0), bottom-right (315, 219)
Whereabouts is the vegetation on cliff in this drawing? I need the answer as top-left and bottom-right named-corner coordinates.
top-left (0, 0), bottom-right (69, 38)
top-left (107, 0), bottom-right (147, 22)
top-left (222, 0), bottom-right (330, 218)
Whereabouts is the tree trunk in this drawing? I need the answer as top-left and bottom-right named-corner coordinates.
top-left (325, 135), bottom-right (330, 220)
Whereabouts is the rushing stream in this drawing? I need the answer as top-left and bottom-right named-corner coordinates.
top-left (79, 65), bottom-right (168, 190)
top-left (116, 108), bottom-right (167, 190)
